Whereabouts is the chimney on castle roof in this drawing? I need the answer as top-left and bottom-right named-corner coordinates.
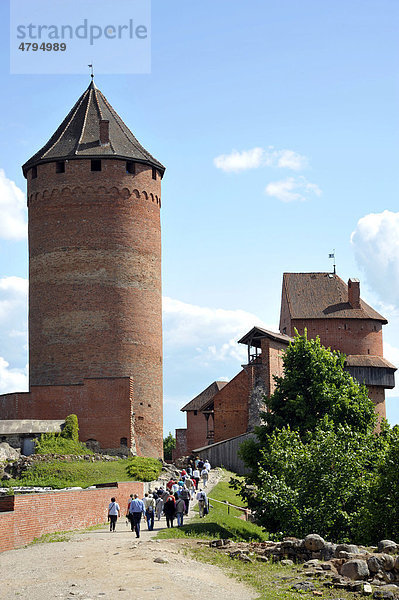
top-left (99, 119), bottom-right (109, 145)
top-left (348, 278), bottom-right (360, 309)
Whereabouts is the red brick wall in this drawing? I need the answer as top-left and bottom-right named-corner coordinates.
top-left (26, 158), bottom-right (163, 458)
top-left (185, 410), bottom-right (209, 452)
top-left (214, 370), bottom-right (251, 443)
top-left (260, 338), bottom-right (287, 397)
top-left (367, 385), bottom-right (386, 424)
top-left (173, 428), bottom-right (188, 460)
top-left (291, 318), bottom-right (383, 357)
top-left (0, 377), bottom-right (163, 456)
top-left (0, 481), bottom-right (144, 553)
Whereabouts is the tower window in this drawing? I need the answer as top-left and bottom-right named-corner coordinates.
top-left (56, 161), bottom-right (65, 173)
top-left (126, 161), bottom-right (135, 174)
top-left (31, 166), bottom-right (37, 179)
top-left (91, 159), bottom-right (101, 172)
top-left (120, 437), bottom-right (128, 447)
top-left (152, 167), bottom-right (157, 180)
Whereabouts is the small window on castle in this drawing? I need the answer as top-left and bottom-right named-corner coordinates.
top-left (126, 161), bottom-right (135, 174)
top-left (31, 166), bottom-right (37, 179)
top-left (194, 410), bottom-right (198, 416)
top-left (91, 159), bottom-right (101, 172)
top-left (152, 167), bottom-right (157, 180)
top-left (56, 161), bottom-right (65, 173)
top-left (120, 437), bottom-right (128, 447)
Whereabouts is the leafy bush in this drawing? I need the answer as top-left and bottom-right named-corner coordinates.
top-left (236, 423), bottom-right (380, 542)
top-left (125, 456), bottom-right (162, 482)
top-left (61, 414), bottom-right (79, 442)
top-left (35, 414), bottom-right (89, 455)
top-left (35, 433), bottom-right (92, 456)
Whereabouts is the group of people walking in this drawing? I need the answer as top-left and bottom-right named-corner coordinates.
top-left (107, 457), bottom-right (212, 536)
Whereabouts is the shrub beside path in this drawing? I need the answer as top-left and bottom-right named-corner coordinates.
top-left (0, 470), bottom-right (256, 600)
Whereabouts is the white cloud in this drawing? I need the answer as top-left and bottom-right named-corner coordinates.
top-left (0, 169), bottom-right (27, 240)
top-left (213, 146), bottom-right (308, 173)
top-left (265, 176), bottom-right (322, 203)
top-left (0, 357), bottom-right (28, 394)
top-left (276, 149), bottom-right (308, 171)
top-left (0, 277), bottom-right (28, 393)
top-left (351, 210), bottom-right (399, 307)
top-left (163, 296), bottom-right (273, 365)
top-left (213, 147), bottom-right (265, 172)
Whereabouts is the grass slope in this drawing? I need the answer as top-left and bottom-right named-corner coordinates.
top-left (4, 457), bottom-right (161, 489)
top-left (157, 474), bottom-right (268, 542)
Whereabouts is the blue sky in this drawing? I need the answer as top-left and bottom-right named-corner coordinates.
top-left (0, 0), bottom-right (399, 436)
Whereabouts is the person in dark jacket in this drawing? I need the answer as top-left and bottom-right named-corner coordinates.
top-left (163, 493), bottom-right (176, 528)
top-left (175, 493), bottom-right (185, 527)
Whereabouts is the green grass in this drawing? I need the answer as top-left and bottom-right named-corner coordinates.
top-left (157, 473), bottom-right (268, 542)
top-left (3, 457), bottom-right (159, 489)
top-left (189, 545), bottom-right (358, 600)
top-left (125, 456), bottom-right (162, 481)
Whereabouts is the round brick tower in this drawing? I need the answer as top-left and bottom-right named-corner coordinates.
top-left (22, 81), bottom-right (164, 457)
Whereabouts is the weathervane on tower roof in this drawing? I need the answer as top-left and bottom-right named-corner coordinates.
top-left (88, 63), bottom-right (94, 80)
top-left (329, 250), bottom-right (336, 275)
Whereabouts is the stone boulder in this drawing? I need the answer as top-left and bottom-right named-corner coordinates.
top-left (335, 543), bottom-right (359, 555)
top-left (378, 541), bottom-right (397, 554)
top-left (0, 443), bottom-right (20, 462)
top-left (340, 559), bottom-right (370, 580)
top-left (368, 554), bottom-right (395, 573)
top-left (304, 534), bottom-right (325, 552)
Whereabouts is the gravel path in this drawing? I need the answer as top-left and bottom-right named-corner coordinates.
top-left (0, 472), bottom-right (256, 600)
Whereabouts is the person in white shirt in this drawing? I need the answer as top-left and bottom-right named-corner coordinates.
top-left (108, 497), bottom-right (120, 532)
top-left (196, 489), bottom-right (208, 518)
top-left (201, 467), bottom-right (209, 488)
top-left (204, 459), bottom-right (211, 471)
top-left (193, 468), bottom-right (200, 489)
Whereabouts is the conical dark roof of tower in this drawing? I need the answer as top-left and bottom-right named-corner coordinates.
top-left (22, 81), bottom-right (165, 177)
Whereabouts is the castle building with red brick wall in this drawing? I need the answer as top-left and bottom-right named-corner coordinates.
top-left (0, 81), bottom-right (165, 457)
top-left (174, 272), bottom-right (396, 458)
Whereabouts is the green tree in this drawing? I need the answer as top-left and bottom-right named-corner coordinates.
top-left (163, 432), bottom-right (176, 460)
top-left (238, 423), bottom-right (377, 541)
top-left (265, 331), bottom-right (376, 436)
top-left (235, 331), bottom-right (387, 543)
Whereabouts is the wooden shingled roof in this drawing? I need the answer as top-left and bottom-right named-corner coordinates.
top-left (181, 381), bottom-right (228, 412)
top-left (23, 81), bottom-right (165, 177)
top-left (282, 272), bottom-right (387, 323)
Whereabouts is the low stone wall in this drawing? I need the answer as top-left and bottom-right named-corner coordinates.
top-left (0, 481), bottom-right (145, 553)
top-left (210, 533), bottom-right (399, 596)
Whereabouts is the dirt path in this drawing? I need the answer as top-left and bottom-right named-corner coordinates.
top-left (0, 476), bottom-right (257, 600)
